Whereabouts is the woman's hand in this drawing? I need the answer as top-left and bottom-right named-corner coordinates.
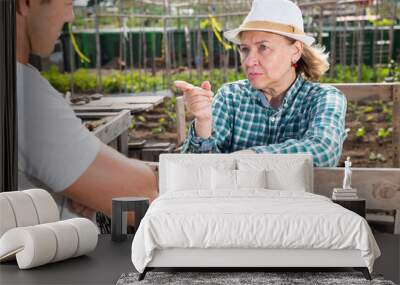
top-left (175, 80), bottom-right (213, 122)
top-left (175, 80), bottom-right (213, 138)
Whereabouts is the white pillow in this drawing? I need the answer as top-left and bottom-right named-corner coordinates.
top-left (167, 163), bottom-right (211, 191)
top-left (267, 162), bottom-right (307, 191)
top-left (237, 157), bottom-right (308, 191)
top-left (211, 168), bottom-right (236, 190)
top-left (236, 169), bottom-right (267, 189)
top-left (211, 169), bottom-right (267, 191)
top-left (167, 159), bottom-right (235, 192)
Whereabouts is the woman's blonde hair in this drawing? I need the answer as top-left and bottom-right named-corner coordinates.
top-left (297, 44), bottom-right (330, 82)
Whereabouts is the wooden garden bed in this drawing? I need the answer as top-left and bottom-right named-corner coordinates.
top-left (77, 110), bottom-right (131, 155)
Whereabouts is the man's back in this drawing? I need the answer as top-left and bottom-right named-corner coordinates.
top-left (17, 62), bottom-right (100, 193)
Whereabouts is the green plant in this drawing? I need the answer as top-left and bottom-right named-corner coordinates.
top-left (73, 69), bottom-right (97, 93)
top-left (320, 64), bottom-right (398, 83)
top-left (377, 127), bottom-right (392, 139)
top-left (386, 60), bottom-right (400, 82)
top-left (42, 66), bottom-right (70, 93)
top-left (151, 126), bottom-right (165, 134)
top-left (163, 96), bottom-right (177, 124)
top-left (362, 106), bottom-right (374, 114)
top-left (376, 153), bottom-right (386, 162)
top-left (369, 152), bottom-right (377, 161)
top-left (137, 115), bottom-right (146, 123)
top-left (129, 116), bottom-right (137, 129)
top-left (356, 127), bottom-right (366, 138)
top-left (370, 18), bottom-right (395, 27)
top-left (370, 152), bottom-right (386, 162)
top-left (382, 103), bottom-right (391, 115)
top-left (366, 114), bottom-right (374, 122)
top-left (347, 101), bottom-right (357, 112)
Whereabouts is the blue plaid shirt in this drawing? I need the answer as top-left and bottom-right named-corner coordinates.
top-left (181, 75), bottom-right (347, 167)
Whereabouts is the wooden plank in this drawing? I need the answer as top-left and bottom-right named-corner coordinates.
top-left (92, 110), bottom-right (131, 145)
top-left (196, 16), bottom-right (203, 81)
top-left (76, 112), bottom-right (120, 119)
top-left (75, 96), bottom-right (165, 106)
top-left (163, 17), bottom-right (171, 83)
top-left (144, 161), bottom-right (158, 172)
top-left (70, 90), bottom-right (171, 114)
top-left (71, 91), bottom-right (170, 114)
top-left (108, 139), bottom-right (118, 150)
top-left (131, 90), bottom-right (172, 97)
top-left (393, 85), bottom-right (400, 168)
top-left (314, 167), bottom-right (400, 211)
top-left (329, 83), bottom-right (395, 102)
top-left (117, 130), bottom-right (129, 156)
top-left (184, 26), bottom-right (193, 81)
top-left (141, 144), bottom-right (175, 162)
top-left (72, 103), bottom-right (154, 114)
top-left (175, 96), bottom-right (186, 145)
top-left (82, 117), bottom-right (110, 131)
top-left (143, 142), bottom-right (173, 149)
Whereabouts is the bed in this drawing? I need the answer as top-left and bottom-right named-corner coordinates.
top-left (131, 153), bottom-right (380, 280)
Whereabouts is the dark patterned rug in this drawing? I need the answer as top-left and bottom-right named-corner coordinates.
top-left (116, 271), bottom-right (396, 285)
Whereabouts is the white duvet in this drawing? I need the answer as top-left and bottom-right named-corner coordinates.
top-left (131, 190), bottom-right (380, 273)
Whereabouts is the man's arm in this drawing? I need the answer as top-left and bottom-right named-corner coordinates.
top-left (62, 143), bottom-right (158, 218)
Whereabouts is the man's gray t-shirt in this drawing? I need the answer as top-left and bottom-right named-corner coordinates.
top-left (17, 62), bottom-right (100, 193)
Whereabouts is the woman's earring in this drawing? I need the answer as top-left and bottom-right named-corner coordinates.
top-left (291, 61), bottom-right (298, 68)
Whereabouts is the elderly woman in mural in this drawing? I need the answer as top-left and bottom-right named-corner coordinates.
top-left (176, 0), bottom-right (347, 167)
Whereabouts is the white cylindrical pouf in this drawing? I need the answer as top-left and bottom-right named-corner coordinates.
top-left (42, 221), bottom-right (79, 262)
top-left (0, 192), bottom-right (39, 227)
top-left (0, 196), bottom-right (17, 237)
top-left (65, 218), bottom-right (98, 257)
top-left (24, 189), bottom-right (59, 224)
top-left (0, 226), bottom-right (57, 269)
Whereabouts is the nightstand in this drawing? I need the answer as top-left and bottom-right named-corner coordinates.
top-left (111, 197), bottom-right (149, 242)
top-left (332, 198), bottom-right (366, 218)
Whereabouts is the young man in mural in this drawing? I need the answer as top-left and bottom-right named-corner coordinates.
top-left (16, 0), bottom-right (158, 219)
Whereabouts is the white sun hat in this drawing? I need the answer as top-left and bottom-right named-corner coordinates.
top-left (224, 0), bottom-right (315, 46)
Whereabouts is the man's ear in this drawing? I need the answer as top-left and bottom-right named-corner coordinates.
top-left (16, 0), bottom-right (30, 17)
